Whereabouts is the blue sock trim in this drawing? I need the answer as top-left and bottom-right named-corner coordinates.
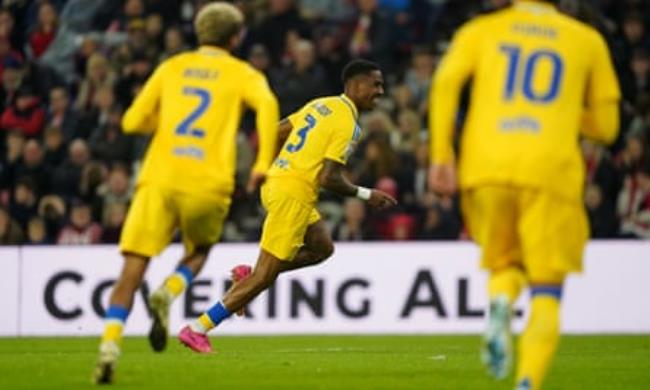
top-left (176, 265), bottom-right (194, 285)
top-left (530, 285), bottom-right (563, 300)
top-left (105, 305), bottom-right (129, 322)
top-left (206, 301), bottom-right (232, 326)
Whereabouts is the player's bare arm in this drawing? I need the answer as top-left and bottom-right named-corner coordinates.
top-left (276, 118), bottom-right (293, 154)
top-left (320, 159), bottom-right (397, 210)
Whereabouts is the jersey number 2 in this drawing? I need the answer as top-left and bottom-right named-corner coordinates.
top-left (176, 87), bottom-right (210, 138)
top-left (500, 44), bottom-right (563, 103)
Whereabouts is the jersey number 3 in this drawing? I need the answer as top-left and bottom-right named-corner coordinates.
top-left (500, 44), bottom-right (563, 103)
top-left (286, 114), bottom-right (317, 153)
top-left (176, 87), bottom-right (210, 138)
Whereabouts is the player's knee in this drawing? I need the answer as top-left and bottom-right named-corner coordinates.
top-left (318, 241), bottom-right (334, 261)
top-left (252, 266), bottom-right (278, 287)
top-left (193, 244), bottom-right (213, 257)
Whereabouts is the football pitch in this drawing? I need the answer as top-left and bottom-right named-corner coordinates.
top-left (0, 335), bottom-right (648, 389)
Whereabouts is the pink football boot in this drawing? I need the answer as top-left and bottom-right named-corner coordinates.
top-left (178, 325), bottom-right (212, 353)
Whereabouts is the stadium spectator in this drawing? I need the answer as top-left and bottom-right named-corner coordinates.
top-left (49, 138), bottom-right (91, 199)
top-left (107, 0), bottom-right (146, 33)
top-left (0, 8), bottom-right (24, 55)
top-left (9, 176), bottom-right (38, 229)
top-left (76, 85), bottom-right (117, 141)
top-left (252, 0), bottom-right (311, 66)
top-left (98, 164), bottom-right (132, 226)
top-left (42, 126), bottom-right (66, 167)
top-left (402, 46), bottom-right (435, 114)
top-left (88, 107), bottom-right (133, 164)
top-left (74, 53), bottom-right (116, 112)
top-left (1, 129), bottom-right (25, 189)
top-left (332, 198), bottom-right (375, 241)
top-left (46, 86), bottom-right (78, 142)
top-left (37, 194), bottom-right (65, 242)
top-left (101, 202), bottom-right (127, 244)
top-left (617, 161), bottom-right (650, 238)
top-left (0, 86), bottom-right (46, 138)
top-left (159, 25), bottom-right (188, 62)
top-left (585, 183), bottom-right (620, 238)
top-left (392, 109), bottom-right (421, 153)
top-left (314, 26), bottom-right (350, 94)
top-left (347, 0), bottom-right (395, 73)
top-left (57, 200), bottom-right (102, 245)
top-left (0, 36), bottom-right (23, 85)
top-left (114, 49), bottom-right (153, 108)
top-left (0, 204), bottom-right (23, 244)
top-left (14, 139), bottom-right (49, 195)
top-left (25, 215), bottom-right (48, 244)
top-left (27, 2), bottom-right (58, 58)
top-left (270, 39), bottom-right (329, 117)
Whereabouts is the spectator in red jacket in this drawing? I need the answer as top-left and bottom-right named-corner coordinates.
top-left (28, 2), bottom-right (59, 58)
top-left (1, 86), bottom-right (45, 138)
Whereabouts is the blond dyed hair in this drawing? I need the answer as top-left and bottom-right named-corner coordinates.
top-left (194, 2), bottom-right (244, 48)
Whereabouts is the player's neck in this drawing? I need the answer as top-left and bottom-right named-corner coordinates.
top-left (340, 93), bottom-right (359, 119)
top-left (198, 45), bottom-right (229, 56)
top-left (513, 0), bottom-right (556, 8)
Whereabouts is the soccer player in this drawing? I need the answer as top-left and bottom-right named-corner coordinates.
top-left (429, 1), bottom-right (620, 389)
top-left (178, 59), bottom-right (397, 353)
top-left (93, 3), bottom-right (279, 384)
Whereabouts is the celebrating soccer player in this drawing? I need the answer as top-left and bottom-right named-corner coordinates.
top-left (178, 59), bottom-right (397, 353)
top-left (429, 1), bottom-right (620, 389)
top-left (93, 3), bottom-right (280, 384)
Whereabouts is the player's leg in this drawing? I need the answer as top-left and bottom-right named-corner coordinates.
top-left (216, 219), bottom-right (333, 322)
top-left (149, 194), bottom-right (229, 351)
top-left (148, 246), bottom-right (212, 351)
top-left (279, 216), bottom-right (334, 273)
top-left (462, 187), bottom-right (524, 379)
top-left (179, 188), bottom-right (312, 352)
top-left (94, 253), bottom-right (149, 383)
top-left (179, 248), bottom-right (284, 353)
top-left (514, 191), bottom-right (588, 390)
top-left (94, 185), bottom-right (176, 384)
top-left (515, 281), bottom-right (563, 390)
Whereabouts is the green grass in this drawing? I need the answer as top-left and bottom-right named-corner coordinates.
top-left (0, 335), bottom-right (649, 389)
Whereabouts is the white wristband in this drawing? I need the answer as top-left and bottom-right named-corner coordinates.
top-left (356, 186), bottom-right (372, 201)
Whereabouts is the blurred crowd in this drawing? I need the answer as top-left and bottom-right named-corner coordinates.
top-left (0, 0), bottom-right (649, 246)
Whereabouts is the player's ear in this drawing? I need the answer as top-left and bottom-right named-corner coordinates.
top-left (229, 32), bottom-right (242, 52)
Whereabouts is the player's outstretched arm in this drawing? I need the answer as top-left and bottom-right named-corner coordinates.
top-left (122, 64), bottom-right (165, 134)
top-left (319, 159), bottom-right (397, 210)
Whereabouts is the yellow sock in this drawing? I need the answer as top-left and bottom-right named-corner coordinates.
top-left (101, 321), bottom-right (124, 345)
top-left (489, 267), bottom-right (526, 304)
top-left (100, 305), bottom-right (129, 346)
top-left (197, 313), bottom-right (215, 331)
top-left (163, 274), bottom-right (186, 297)
top-left (516, 295), bottom-right (561, 390)
top-left (162, 266), bottom-right (193, 298)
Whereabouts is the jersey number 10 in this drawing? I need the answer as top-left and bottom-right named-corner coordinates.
top-left (500, 44), bottom-right (564, 103)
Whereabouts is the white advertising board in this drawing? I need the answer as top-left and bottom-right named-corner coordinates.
top-left (0, 247), bottom-right (19, 335)
top-left (1, 242), bottom-right (649, 336)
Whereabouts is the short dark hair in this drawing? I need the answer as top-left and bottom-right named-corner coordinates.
top-left (341, 59), bottom-right (380, 85)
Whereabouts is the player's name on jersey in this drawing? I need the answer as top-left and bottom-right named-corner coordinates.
top-left (183, 68), bottom-right (219, 80)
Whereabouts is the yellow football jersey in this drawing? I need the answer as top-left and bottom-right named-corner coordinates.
top-left (266, 94), bottom-right (362, 203)
top-left (122, 46), bottom-right (279, 199)
top-left (430, 0), bottom-right (620, 201)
